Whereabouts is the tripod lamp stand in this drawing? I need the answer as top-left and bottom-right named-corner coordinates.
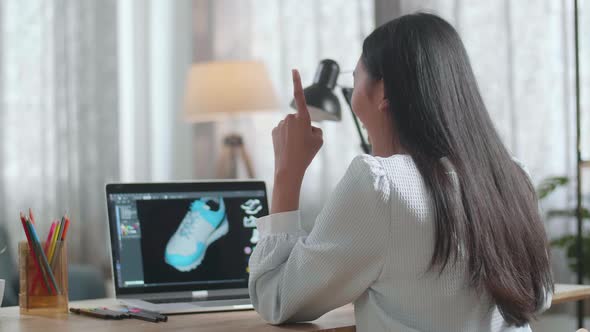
top-left (184, 61), bottom-right (278, 178)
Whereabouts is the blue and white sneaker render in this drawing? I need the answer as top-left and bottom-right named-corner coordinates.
top-left (165, 197), bottom-right (228, 272)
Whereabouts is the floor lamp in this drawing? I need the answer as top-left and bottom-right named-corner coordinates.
top-left (184, 61), bottom-right (278, 179)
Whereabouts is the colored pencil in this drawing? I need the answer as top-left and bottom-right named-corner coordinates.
top-left (48, 220), bottom-right (61, 263)
top-left (58, 217), bottom-right (66, 240)
top-left (62, 216), bottom-right (71, 240)
top-left (25, 218), bottom-right (54, 294)
top-left (49, 216), bottom-right (70, 281)
top-left (43, 222), bottom-right (57, 254)
top-left (28, 208), bottom-right (36, 225)
top-left (20, 213), bottom-right (51, 294)
top-left (26, 219), bottom-right (60, 294)
top-left (31, 221), bottom-right (57, 293)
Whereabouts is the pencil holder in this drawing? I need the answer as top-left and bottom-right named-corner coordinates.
top-left (19, 241), bottom-right (68, 315)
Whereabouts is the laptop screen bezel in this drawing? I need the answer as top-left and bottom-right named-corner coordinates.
top-left (105, 181), bottom-right (268, 296)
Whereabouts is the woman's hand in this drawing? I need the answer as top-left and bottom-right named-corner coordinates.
top-left (270, 69), bottom-right (323, 214)
top-left (272, 69), bottom-right (324, 178)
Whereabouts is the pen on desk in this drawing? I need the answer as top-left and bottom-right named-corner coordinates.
top-left (70, 308), bottom-right (113, 319)
top-left (90, 308), bottom-right (126, 320)
top-left (70, 307), bottom-right (127, 320)
top-left (127, 310), bottom-right (159, 323)
top-left (121, 307), bottom-right (164, 322)
top-left (130, 307), bottom-right (168, 322)
top-left (100, 307), bottom-right (130, 319)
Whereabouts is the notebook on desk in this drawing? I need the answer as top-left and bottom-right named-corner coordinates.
top-left (105, 181), bottom-right (268, 314)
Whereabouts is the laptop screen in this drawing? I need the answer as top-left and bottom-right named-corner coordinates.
top-left (105, 181), bottom-right (268, 295)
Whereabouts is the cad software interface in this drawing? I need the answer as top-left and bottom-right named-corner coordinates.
top-left (108, 189), bottom-right (267, 290)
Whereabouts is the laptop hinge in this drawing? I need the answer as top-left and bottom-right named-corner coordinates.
top-left (192, 290), bottom-right (209, 299)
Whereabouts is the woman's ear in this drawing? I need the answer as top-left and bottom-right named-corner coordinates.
top-left (378, 99), bottom-right (390, 113)
top-left (373, 79), bottom-right (389, 114)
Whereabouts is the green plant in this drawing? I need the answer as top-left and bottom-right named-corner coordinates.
top-left (537, 176), bottom-right (590, 279)
top-left (537, 176), bottom-right (569, 199)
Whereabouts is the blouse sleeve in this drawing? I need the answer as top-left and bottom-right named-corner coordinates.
top-left (248, 155), bottom-right (391, 324)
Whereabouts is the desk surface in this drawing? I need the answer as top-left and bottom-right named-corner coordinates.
top-left (0, 298), bottom-right (355, 332)
top-left (1, 283), bottom-right (589, 332)
top-left (552, 283), bottom-right (590, 304)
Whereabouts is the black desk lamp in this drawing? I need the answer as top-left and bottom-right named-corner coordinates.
top-left (290, 59), bottom-right (371, 154)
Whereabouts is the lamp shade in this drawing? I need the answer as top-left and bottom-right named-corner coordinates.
top-left (184, 61), bottom-right (279, 122)
top-left (290, 59), bottom-right (342, 122)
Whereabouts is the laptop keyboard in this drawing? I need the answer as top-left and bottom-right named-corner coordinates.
top-left (146, 294), bottom-right (250, 305)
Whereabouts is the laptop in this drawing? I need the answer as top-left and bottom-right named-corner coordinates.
top-left (105, 180), bottom-right (268, 314)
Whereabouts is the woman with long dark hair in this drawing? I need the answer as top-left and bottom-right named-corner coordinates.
top-left (248, 13), bottom-right (553, 332)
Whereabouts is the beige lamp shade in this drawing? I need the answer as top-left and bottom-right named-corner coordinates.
top-left (184, 61), bottom-right (279, 122)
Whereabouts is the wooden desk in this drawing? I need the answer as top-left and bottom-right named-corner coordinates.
top-left (0, 298), bottom-right (355, 332)
top-left (553, 283), bottom-right (590, 305)
top-left (1, 283), bottom-right (589, 332)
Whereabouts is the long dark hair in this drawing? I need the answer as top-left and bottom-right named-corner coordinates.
top-left (362, 13), bottom-right (553, 326)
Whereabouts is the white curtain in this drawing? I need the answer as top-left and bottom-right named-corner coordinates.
top-left (0, 0), bottom-right (119, 268)
top-left (117, 0), bottom-right (194, 184)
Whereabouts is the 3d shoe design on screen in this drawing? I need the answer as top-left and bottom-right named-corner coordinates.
top-left (165, 197), bottom-right (228, 272)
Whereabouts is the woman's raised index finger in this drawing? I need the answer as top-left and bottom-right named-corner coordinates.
top-left (292, 69), bottom-right (311, 122)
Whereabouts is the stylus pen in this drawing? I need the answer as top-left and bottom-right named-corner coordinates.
top-left (92, 308), bottom-right (127, 320)
top-left (127, 310), bottom-right (159, 323)
top-left (99, 307), bottom-right (130, 319)
top-left (130, 308), bottom-right (168, 322)
top-left (70, 308), bottom-right (119, 320)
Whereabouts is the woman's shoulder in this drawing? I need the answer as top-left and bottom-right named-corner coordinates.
top-left (340, 154), bottom-right (388, 198)
top-left (348, 153), bottom-right (422, 176)
top-left (355, 154), bottom-right (421, 180)
top-left (345, 154), bottom-right (423, 197)
top-left (348, 154), bottom-right (386, 177)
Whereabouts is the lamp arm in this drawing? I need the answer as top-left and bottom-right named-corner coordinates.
top-left (341, 87), bottom-right (371, 154)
